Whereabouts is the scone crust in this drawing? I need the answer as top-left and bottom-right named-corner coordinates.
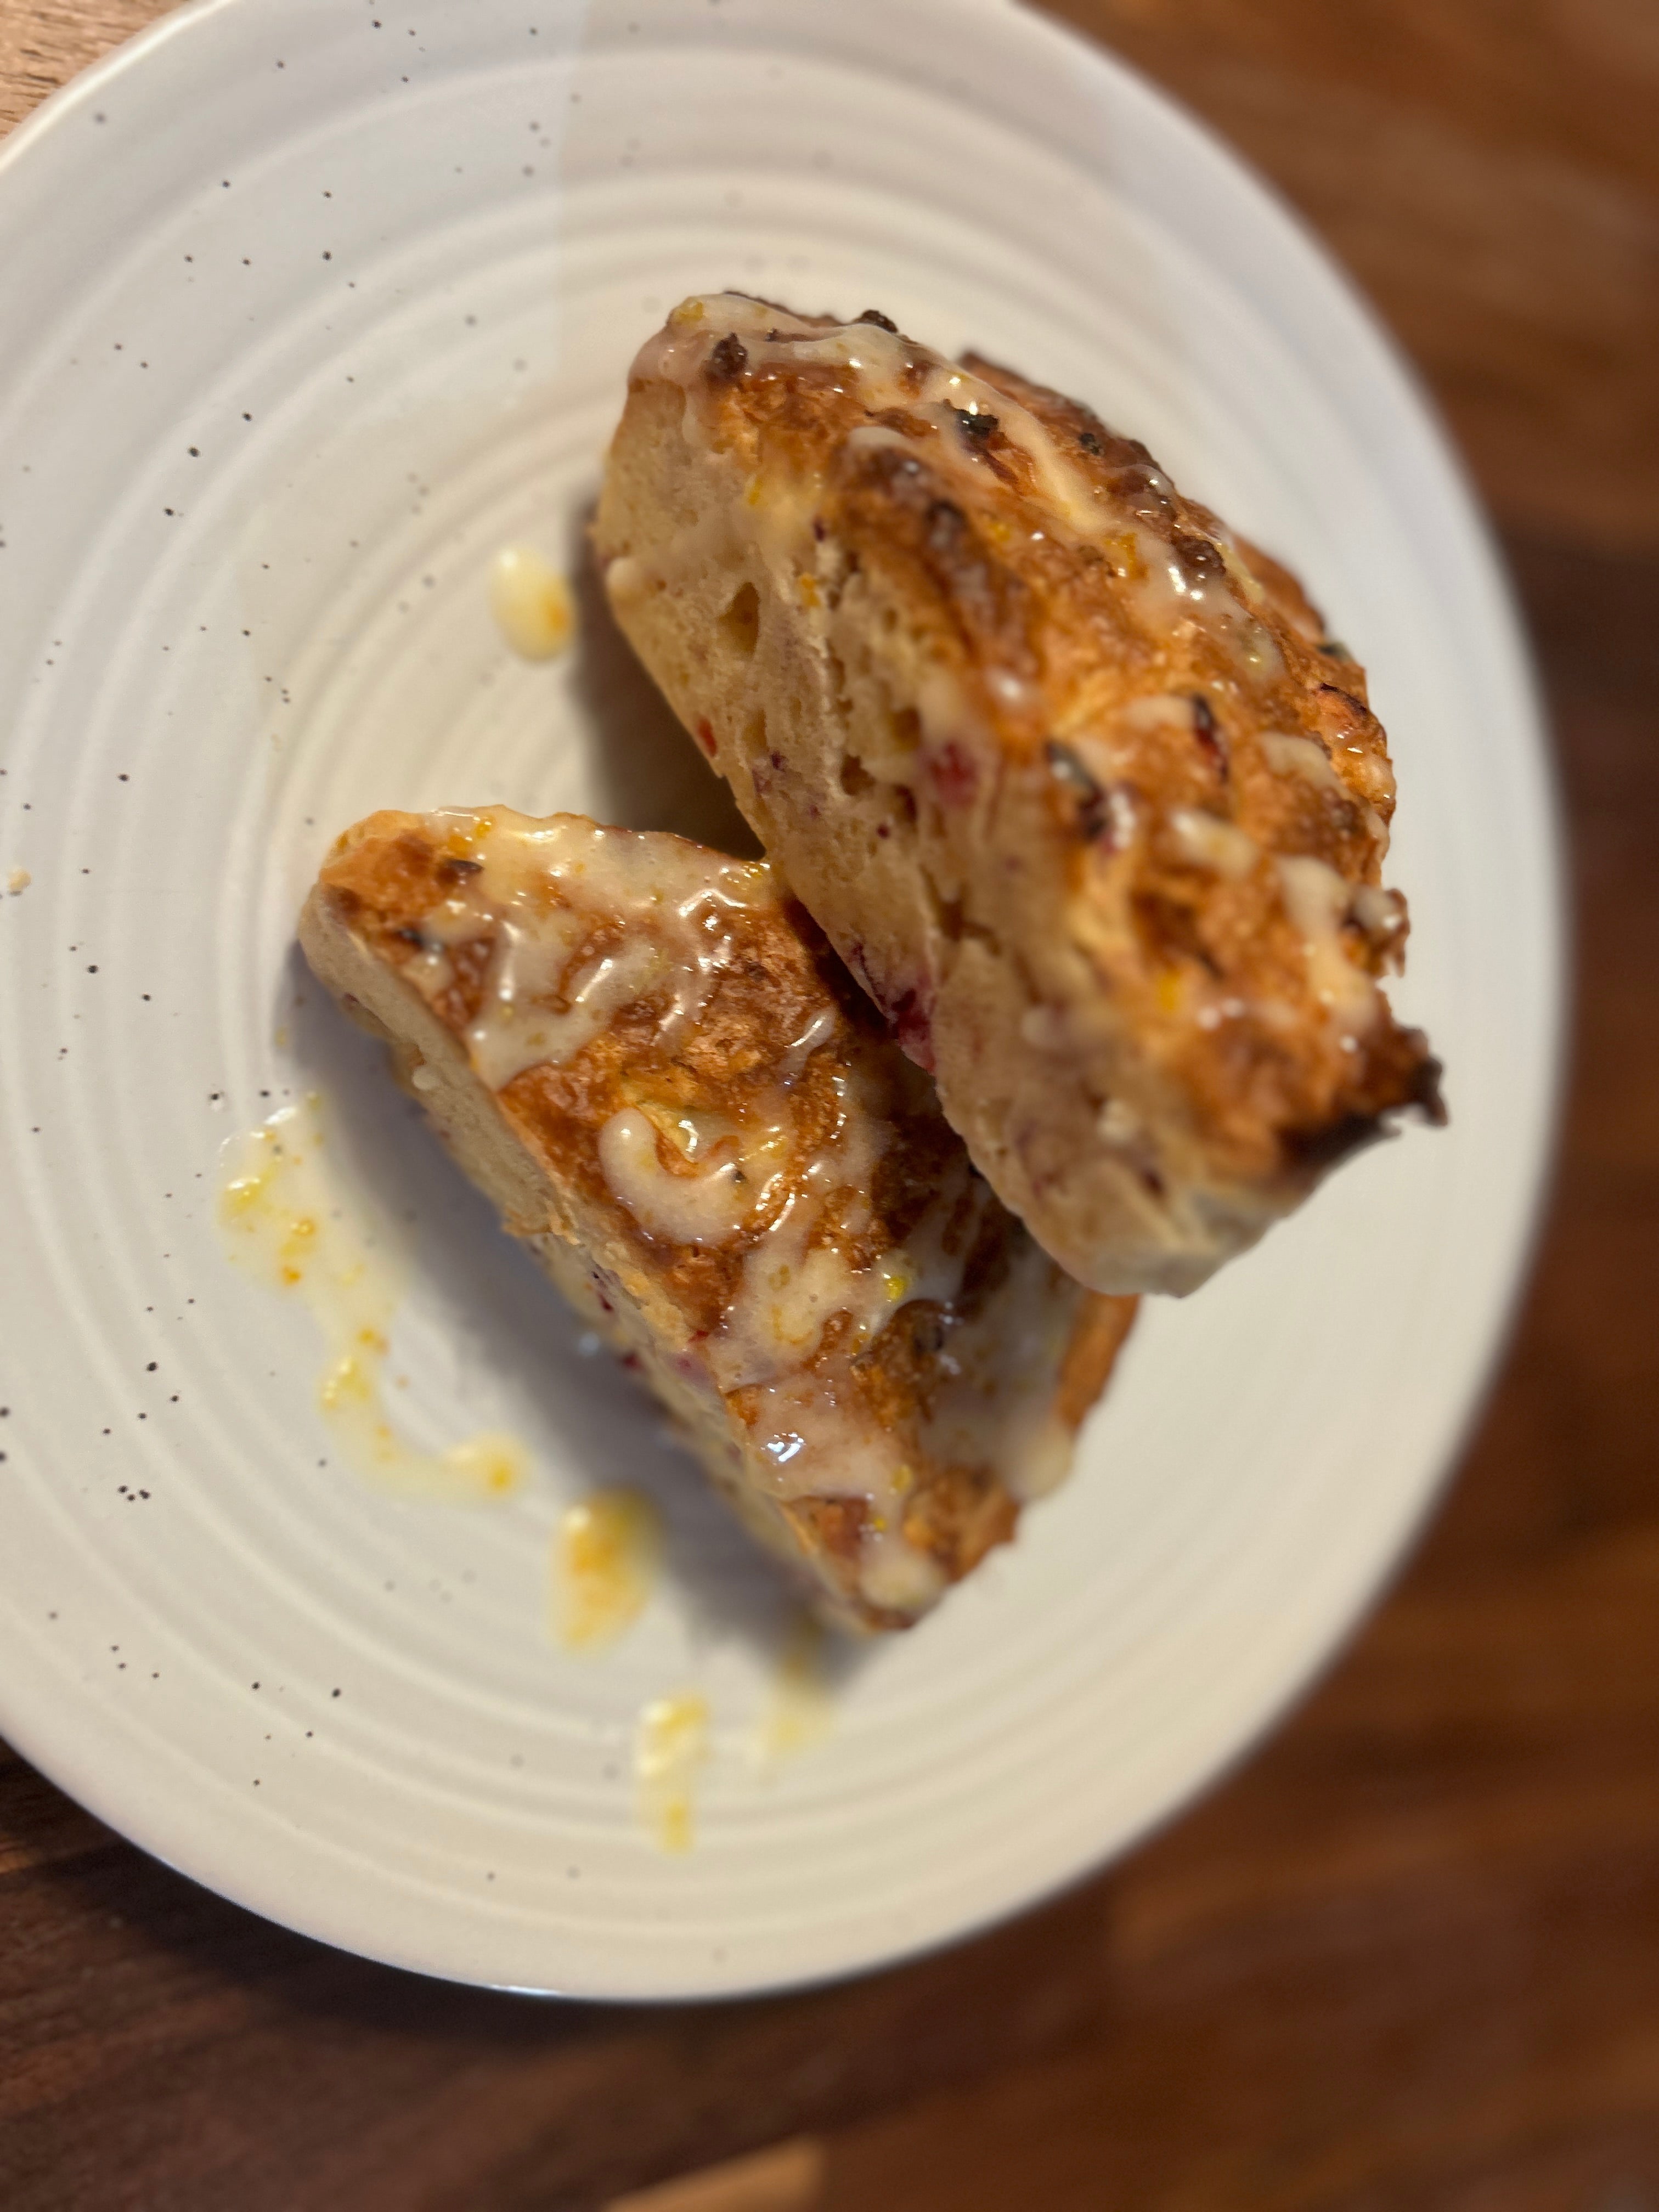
top-left (595, 295), bottom-right (1444, 1293)
top-left (300, 808), bottom-right (1134, 1630)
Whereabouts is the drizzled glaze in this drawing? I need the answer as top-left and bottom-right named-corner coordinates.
top-left (636, 1690), bottom-right (709, 1853)
top-left (404, 808), bottom-right (771, 1090)
top-left (633, 293), bottom-right (1282, 690)
top-left (329, 808), bottom-right (1099, 1622)
top-left (489, 545), bottom-right (574, 661)
top-left (554, 1487), bottom-right (663, 1650)
top-left (1277, 856), bottom-right (1380, 1032)
top-left (599, 1107), bottom-right (763, 1246)
top-left (219, 1096), bottom-right (527, 1502)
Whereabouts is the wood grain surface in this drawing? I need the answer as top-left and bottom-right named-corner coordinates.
top-left (4, 5), bottom-right (1657, 2208)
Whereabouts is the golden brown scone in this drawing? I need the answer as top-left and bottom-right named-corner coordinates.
top-left (594, 294), bottom-right (1444, 1295)
top-left (298, 808), bottom-right (1136, 1631)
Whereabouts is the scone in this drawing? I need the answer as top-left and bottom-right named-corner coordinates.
top-left (298, 808), bottom-right (1136, 1632)
top-left (595, 294), bottom-right (1444, 1296)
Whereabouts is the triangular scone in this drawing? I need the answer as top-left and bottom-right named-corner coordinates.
top-left (299, 809), bottom-right (1136, 1632)
top-left (595, 294), bottom-right (1444, 1297)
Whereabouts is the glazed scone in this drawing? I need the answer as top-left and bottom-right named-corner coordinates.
top-left (595, 294), bottom-right (1444, 1295)
top-left (298, 808), bottom-right (1136, 1632)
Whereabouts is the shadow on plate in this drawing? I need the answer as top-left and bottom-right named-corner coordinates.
top-left (561, 498), bottom-right (761, 856)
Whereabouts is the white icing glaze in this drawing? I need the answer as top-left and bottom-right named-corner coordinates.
top-left (1120, 527), bottom-right (1283, 682)
top-left (703, 1065), bottom-right (944, 1395)
top-left (781, 1004), bottom-right (838, 1073)
top-left (710, 1195), bottom-right (919, 1395)
top-left (1277, 854), bottom-right (1379, 1033)
top-left (398, 809), bottom-right (773, 1092)
top-left (1121, 691), bottom-right (1205, 737)
top-left (745, 1369), bottom-right (903, 1504)
top-left (744, 1367), bottom-right (947, 1616)
top-left (1261, 731), bottom-right (1389, 854)
top-left (721, 1138), bottom-right (1063, 1612)
top-left (599, 1107), bottom-right (763, 1248)
top-left (1352, 882), bottom-right (1408, 959)
top-left (483, 935), bottom-right (669, 1090)
top-left (219, 1097), bottom-right (527, 1504)
top-left (1283, 734), bottom-right (1398, 854)
top-left (1341, 742), bottom-right (1397, 811)
top-left (1170, 807), bottom-right (1259, 880)
top-left (1261, 730), bottom-right (1344, 792)
top-left (488, 546), bottom-right (573, 661)
top-left (1217, 534), bottom-right (1273, 612)
top-left (860, 1532), bottom-right (947, 1615)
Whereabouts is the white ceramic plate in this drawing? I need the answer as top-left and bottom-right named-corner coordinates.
top-left (0, 0), bottom-right (1560, 1999)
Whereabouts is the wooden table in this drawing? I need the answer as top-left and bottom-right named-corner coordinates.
top-left (4, 5), bottom-right (1656, 2207)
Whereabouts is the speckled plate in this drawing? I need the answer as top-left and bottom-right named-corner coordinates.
top-left (0, 0), bottom-right (1561, 1998)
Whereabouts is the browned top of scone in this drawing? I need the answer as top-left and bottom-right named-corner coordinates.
top-left (316, 809), bottom-right (962, 1318)
top-left (313, 808), bottom-right (1127, 1608)
top-left (622, 294), bottom-right (1443, 1183)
